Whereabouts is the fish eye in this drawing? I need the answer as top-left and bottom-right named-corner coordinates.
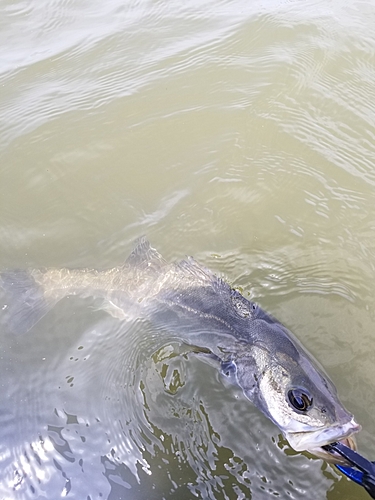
top-left (287, 388), bottom-right (313, 412)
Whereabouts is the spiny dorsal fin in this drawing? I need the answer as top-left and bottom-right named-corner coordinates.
top-left (125, 237), bottom-right (167, 271)
top-left (176, 257), bottom-right (217, 283)
top-left (174, 256), bottom-right (227, 292)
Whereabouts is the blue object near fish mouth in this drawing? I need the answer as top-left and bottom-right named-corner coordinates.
top-left (323, 442), bottom-right (375, 498)
top-left (335, 464), bottom-right (363, 485)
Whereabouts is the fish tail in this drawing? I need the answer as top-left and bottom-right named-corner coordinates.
top-left (0, 270), bottom-right (54, 334)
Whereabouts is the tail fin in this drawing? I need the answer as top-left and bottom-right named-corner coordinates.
top-left (0, 270), bottom-right (53, 334)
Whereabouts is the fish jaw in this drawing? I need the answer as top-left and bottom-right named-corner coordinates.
top-left (285, 417), bottom-right (361, 461)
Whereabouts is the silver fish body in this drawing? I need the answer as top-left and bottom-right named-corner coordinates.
top-left (0, 238), bottom-right (360, 459)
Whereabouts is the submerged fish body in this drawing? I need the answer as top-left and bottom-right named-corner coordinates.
top-left (0, 238), bottom-right (360, 458)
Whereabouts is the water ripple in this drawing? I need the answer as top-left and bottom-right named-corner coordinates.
top-left (0, 298), bottom-right (338, 499)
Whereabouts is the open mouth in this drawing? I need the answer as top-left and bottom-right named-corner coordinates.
top-left (286, 417), bottom-right (361, 463)
top-left (315, 434), bottom-right (358, 464)
top-left (306, 418), bottom-right (361, 464)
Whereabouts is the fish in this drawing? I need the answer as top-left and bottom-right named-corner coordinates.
top-left (0, 237), bottom-right (360, 461)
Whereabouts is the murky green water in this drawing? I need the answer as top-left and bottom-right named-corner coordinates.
top-left (1, 0), bottom-right (375, 498)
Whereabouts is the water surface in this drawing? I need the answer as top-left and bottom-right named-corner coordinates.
top-left (1, 0), bottom-right (375, 498)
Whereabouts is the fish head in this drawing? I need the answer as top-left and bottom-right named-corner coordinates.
top-left (262, 352), bottom-right (360, 461)
top-left (233, 313), bottom-right (361, 461)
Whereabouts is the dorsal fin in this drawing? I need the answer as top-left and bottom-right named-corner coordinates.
top-left (176, 256), bottom-right (219, 286)
top-left (125, 237), bottom-right (167, 272)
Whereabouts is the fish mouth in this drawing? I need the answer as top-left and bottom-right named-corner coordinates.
top-left (285, 418), bottom-right (361, 463)
top-left (309, 433), bottom-right (359, 464)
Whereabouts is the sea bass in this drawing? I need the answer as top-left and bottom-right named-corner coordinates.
top-left (0, 238), bottom-right (360, 460)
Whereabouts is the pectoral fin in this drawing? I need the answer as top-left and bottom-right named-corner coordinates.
top-left (221, 360), bottom-right (237, 378)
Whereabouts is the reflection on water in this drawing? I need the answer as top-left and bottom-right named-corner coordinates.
top-left (1, 0), bottom-right (375, 497)
top-left (0, 309), bottom-right (337, 499)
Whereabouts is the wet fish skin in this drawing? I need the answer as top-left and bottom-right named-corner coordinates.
top-left (0, 238), bottom-right (360, 458)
